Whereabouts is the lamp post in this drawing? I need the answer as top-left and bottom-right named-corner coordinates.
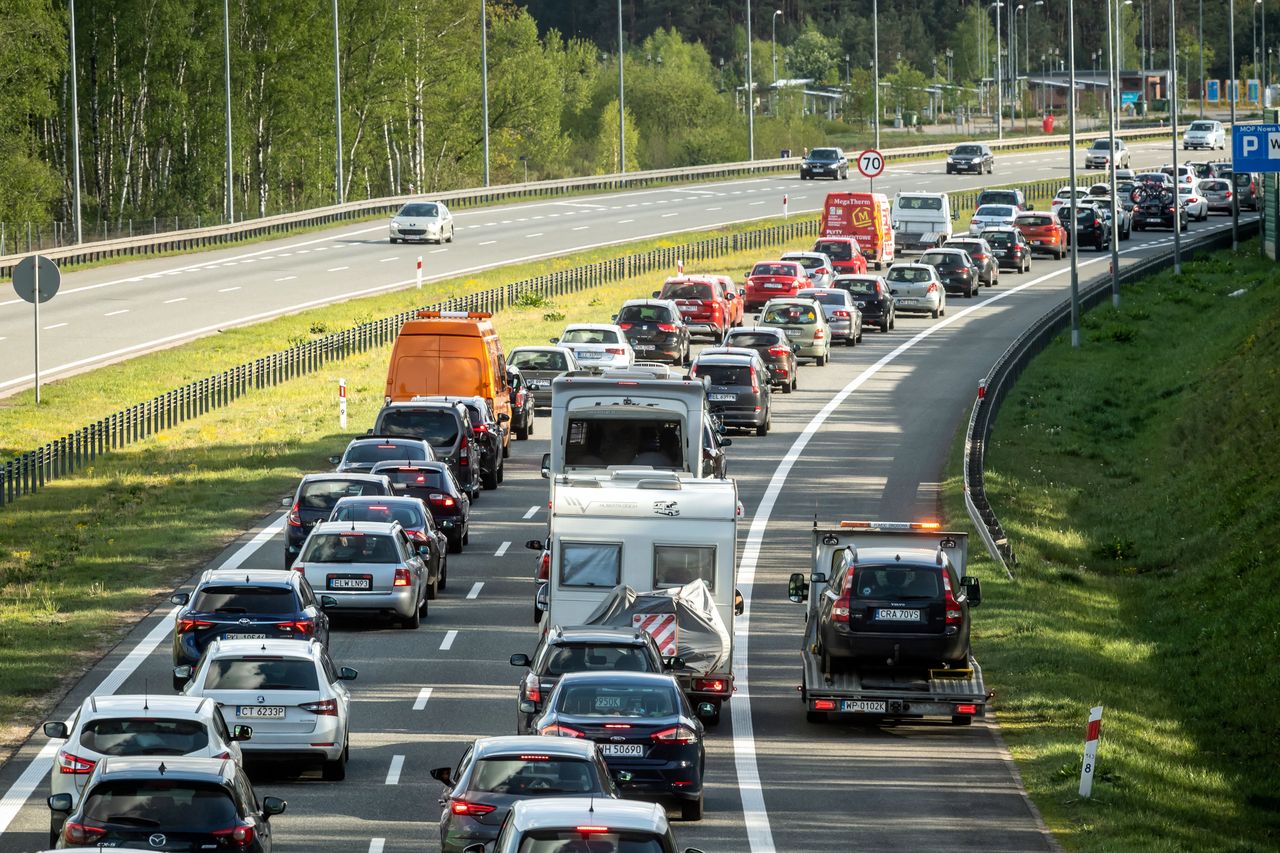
top-left (1013, 4), bottom-right (1024, 124)
top-left (1255, 0), bottom-right (1260, 81)
top-left (1067, 0), bottom-right (1081, 348)
top-left (1107, 0), bottom-right (1121, 307)
top-left (873, 0), bottom-right (880, 148)
top-left (1199, 0), bottom-right (1205, 115)
top-left (68, 0), bottom-right (83, 244)
top-left (772, 9), bottom-right (782, 84)
top-left (480, 0), bottom-right (490, 187)
top-left (992, 1), bottom-right (1004, 138)
top-left (746, 0), bottom-right (755, 159)
top-left (1041, 52), bottom-right (1047, 112)
top-left (332, 0), bottom-right (345, 204)
top-left (222, 0), bottom-right (234, 223)
top-left (617, 0), bottom-right (626, 172)
top-left (1170, 0), bottom-right (1181, 274)
top-left (1230, 0), bottom-right (1239, 250)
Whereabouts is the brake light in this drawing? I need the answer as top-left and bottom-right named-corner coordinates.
top-left (212, 825), bottom-right (256, 847)
top-left (651, 724), bottom-right (699, 745)
top-left (813, 699), bottom-right (836, 711)
top-left (926, 283), bottom-right (938, 294)
top-left (750, 369), bottom-right (760, 395)
top-left (687, 365), bottom-right (697, 377)
top-left (813, 328), bottom-right (824, 339)
top-left (604, 347), bottom-right (625, 355)
top-left (394, 568), bottom-right (412, 587)
top-left (955, 703), bottom-right (978, 715)
top-left (286, 503), bottom-right (301, 527)
top-left (540, 723), bottom-right (585, 738)
top-left (279, 619), bottom-right (315, 636)
top-left (63, 822), bottom-right (107, 844)
top-left (833, 310), bottom-right (851, 318)
top-left (768, 345), bottom-right (791, 356)
top-left (973, 253), bottom-right (989, 261)
top-left (692, 677), bottom-right (728, 693)
top-left (816, 267), bottom-right (828, 275)
top-left (524, 672), bottom-right (541, 703)
top-left (429, 493), bottom-right (456, 508)
top-left (576, 825), bottom-right (610, 833)
top-left (405, 528), bottom-right (428, 542)
top-left (176, 618), bottom-right (214, 633)
top-left (56, 751), bottom-right (96, 775)
top-left (450, 799), bottom-right (497, 816)
top-left (1093, 219), bottom-right (1101, 227)
top-left (292, 563), bottom-right (305, 576)
top-left (656, 323), bottom-right (678, 332)
top-left (472, 424), bottom-right (490, 434)
top-left (943, 572), bottom-right (963, 625)
top-left (617, 322), bottom-right (633, 330)
top-left (516, 390), bottom-right (525, 406)
top-left (1226, 191), bottom-right (1233, 198)
top-left (537, 551), bottom-right (550, 582)
top-left (300, 698), bottom-right (338, 716)
top-left (459, 433), bottom-right (470, 465)
top-left (212, 750), bottom-right (232, 759)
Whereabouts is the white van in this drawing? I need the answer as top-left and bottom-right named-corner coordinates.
top-left (890, 192), bottom-right (952, 252)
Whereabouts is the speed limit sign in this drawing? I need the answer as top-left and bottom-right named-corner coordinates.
top-left (857, 149), bottom-right (885, 179)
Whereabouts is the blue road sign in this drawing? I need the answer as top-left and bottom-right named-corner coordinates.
top-left (1206, 80), bottom-right (1220, 103)
top-left (1232, 124), bottom-right (1280, 173)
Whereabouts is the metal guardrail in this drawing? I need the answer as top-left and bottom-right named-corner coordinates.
top-left (963, 218), bottom-right (1261, 575)
top-left (0, 218), bottom-right (819, 508)
top-left (0, 125), bottom-right (1186, 278)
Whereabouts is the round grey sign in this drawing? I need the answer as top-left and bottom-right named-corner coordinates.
top-left (12, 255), bottom-right (60, 304)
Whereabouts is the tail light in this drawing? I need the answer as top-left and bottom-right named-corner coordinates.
top-left (212, 825), bottom-right (256, 847)
top-left (617, 322), bottom-right (633, 330)
top-left (405, 528), bottom-right (428, 542)
top-left (750, 369), bottom-right (759, 394)
top-left (212, 750), bottom-right (232, 759)
top-left (656, 323), bottom-right (679, 333)
top-left (176, 618), bottom-right (214, 633)
top-left (472, 424), bottom-right (490, 434)
top-left (604, 347), bottom-right (625, 355)
top-left (831, 574), bottom-right (852, 623)
top-left (458, 434), bottom-right (470, 466)
top-left (768, 345), bottom-right (791, 356)
top-left (815, 267), bottom-right (828, 275)
top-left (516, 390), bottom-right (526, 407)
top-left (429, 493), bottom-right (456, 508)
top-left (524, 672), bottom-right (541, 703)
top-left (292, 563), bottom-right (305, 576)
top-left (63, 822), bottom-right (107, 844)
top-left (926, 283), bottom-right (938, 294)
top-left (973, 253), bottom-right (989, 261)
top-left (832, 310), bottom-right (851, 318)
top-left (692, 677), bottom-right (728, 693)
top-left (536, 551), bottom-right (550, 582)
top-left (279, 619), bottom-right (315, 636)
top-left (450, 799), bottom-right (497, 816)
top-left (1226, 191), bottom-right (1233, 198)
top-left (687, 364), bottom-right (697, 377)
top-left (286, 503), bottom-right (302, 527)
top-left (943, 572), bottom-right (963, 625)
top-left (651, 724), bottom-right (699, 745)
top-left (1167, 206), bottom-right (1176, 213)
top-left (394, 568), bottom-right (412, 586)
top-left (955, 703), bottom-right (978, 715)
top-left (813, 328), bottom-right (825, 339)
top-left (540, 723), bottom-right (585, 738)
top-left (56, 751), bottom-right (97, 775)
top-left (300, 698), bottom-right (338, 716)
top-left (1092, 219), bottom-right (1101, 227)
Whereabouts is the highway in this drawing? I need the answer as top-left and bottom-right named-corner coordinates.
top-left (0, 139), bottom-right (1182, 396)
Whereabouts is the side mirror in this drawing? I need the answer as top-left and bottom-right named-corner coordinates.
top-left (510, 653), bottom-right (531, 667)
top-left (518, 699), bottom-right (538, 714)
top-left (811, 572), bottom-right (828, 584)
top-left (685, 849), bottom-right (709, 853)
top-left (173, 665), bottom-right (193, 684)
top-left (720, 438), bottom-right (733, 447)
top-left (281, 496), bottom-right (292, 507)
top-left (665, 656), bottom-right (687, 671)
top-left (535, 583), bottom-right (550, 613)
top-left (526, 539), bottom-right (544, 552)
top-left (1026, 203), bottom-right (1035, 210)
top-left (889, 288), bottom-right (899, 296)
top-left (43, 721), bottom-right (69, 739)
top-left (791, 345), bottom-right (799, 353)
top-left (540, 452), bottom-right (551, 479)
top-left (961, 576), bottom-right (983, 606)
top-left (169, 592), bottom-right (190, 607)
top-left (261, 796), bottom-right (287, 817)
top-left (417, 544), bottom-right (432, 556)
top-left (651, 291), bottom-right (661, 298)
top-left (696, 702), bottom-right (718, 720)
top-left (787, 572), bottom-right (809, 602)
top-left (231, 724), bottom-right (253, 742)
top-left (430, 766), bottom-right (454, 787)
top-left (328, 455), bottom-right (341, 466)
top-left (734, 589), bottom-right (745, 616)
top-left (610, 314), bottom-right (619, 322)
top-left (549, 337), bottom-right (559, 344)
top-left (320, 595), bottom-right (338, 609)
top-left (47, 793), bottom-right (73, 813)
top-left (497, 412), bottom-right (510, 423)
top-left (338, 666), bottom-right (359, 681)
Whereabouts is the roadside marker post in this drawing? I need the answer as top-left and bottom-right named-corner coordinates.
top-left (677, 258), bottom-right (684, 274)
top-left (783, 194), bottom-right (789, 220)
top-left (338, 378), bottom-right (347, 430)
top-left (1079, 705), bottom-right (1103, 797)
top-left (416, 256), bottom-right (423, 289)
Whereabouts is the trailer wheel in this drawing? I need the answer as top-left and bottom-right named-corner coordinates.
top-left (701, 701), bottom-right (722, 727)
top-left (951, 715), bottom-right (973, 726)
top-left (806, 710), bottom-right (828, 724)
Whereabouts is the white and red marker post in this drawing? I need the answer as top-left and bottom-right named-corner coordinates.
top-left (416, 256), bottom-right (423, 289)
top-left (783, 194), bottom-right (789, 220)
top-left (676, 258), bottom-right (684, 275)
top-left (338, 378), bottom-right (347, 430)
top-left (1078, 705), bottom-right (1104, 797)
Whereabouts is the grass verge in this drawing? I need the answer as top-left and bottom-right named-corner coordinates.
top-left (940, 241), bottom-right (1280, 851)
top-left (0, 225), bottom-right (819, 763)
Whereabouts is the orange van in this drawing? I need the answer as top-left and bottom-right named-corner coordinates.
top-left (384, 311), bottom-right (512, 452)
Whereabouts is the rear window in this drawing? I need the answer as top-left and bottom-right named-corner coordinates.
top-left (851, 565), bottom-right (942, 600)
top-left (298, 480), bottom-right (386, 510)
top-left (204, 657), bottom-right (319, 690)
top-left (470, 756), bottom-right (599, 795)
top-left (1016, 215), bottom-right (1054, 227)
top-left (783, 255), bottom-right (824, 271)
top-left (1202, 180), bottom-right (1230, 191)
top-left (813, 239), bottom-right (854, 260)
top-left (331, 502), bottom-right (427, 528)
top-left (83, 781), bottom-right (237, 831)
top-left (302, 532), bottom-right (401, 564)
top-left (696, 364), bottom-right (752, 386)
top-left (376, 409), bottom-right (460, 446)
top-left (192, 586), bottom-right (298, 614)
top-left (563, 418), bottom-right (683, 469)
top-left (384, 468), bottom-right (447, 491)
top-left (920, 251), bottom-right (962, 266)
top-left (802, 291), bottom-right (846, 306)
top-left (516, 831), bottom-right (665, 853)
top-left (975, 205), bottom-right (1014, 217)
top-left (345, 442), bottom-right (427, 465)
top-left (897, 196), bottom-right (943, 211)
top-left (724, 331), bottom-right (782, 348)
top-left (80, 718), bottom-right (210, 756)
top-left (510, 350), bottom-right (568, 372)
top-left (542, 644), bottom-right (658, 677)
top-left (660, 282), bottom-right (714, 301)
top-left (616, 305), bottom-right (675, 323)
top-left (886, 267), bottom-right (932, 282)
top-left (561, 328), bottom-right (619, 344)
top-left (833, 278), bottom-right (880, 296)
top-left (555, 683), bottom-right (677, 717)
top-left (761, 304), bottom-right (818, 325)
top-left (977, 191), bottom-right (1018, 206)
top-left (983, 231), bottom-right (1014, 246)
top-left (751, 263), bottom-right (800, 277)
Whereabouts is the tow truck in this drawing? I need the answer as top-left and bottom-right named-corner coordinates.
top-left (788, 520), bottom-right (992, 725)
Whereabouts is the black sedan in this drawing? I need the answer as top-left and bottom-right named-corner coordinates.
top-left (978, 227), bottom-right (1033, 273)
top-left (944, 238), bottom-right (999, 286)
top-left (506, 366), bottom-right (534, 441)
top-left (800, 146), bottom-right (848, 180)
top-left (831, 274), bottom-right (896, 332)
top-left (722, 326), bottom-right (799, 392)
top-left (919, 248), bottom-right (980, 298)
top-left (534, 672), bottom-right (713, 820)
top-left (946, 143), bottom-right (994, 174)
top-left (614, 299), bottom-right (691, 365)
top-left (370, 460), bottom-right (471, 552)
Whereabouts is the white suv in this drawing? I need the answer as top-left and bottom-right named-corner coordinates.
top-left (176, 637), bottom-right (357, 780)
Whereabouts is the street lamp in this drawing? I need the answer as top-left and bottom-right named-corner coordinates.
top-left (617, 0), bottom-right (626, 172)
top-left (873, 0), bottom-right (881, 148)
top-left (1170, 0), bottom-right (1181, 274)
top-left (332, 0), bottom-right (345, 204)
top-left (68, 0), bottom-right (83, 243)
top-left (1013, 4), bottom-right (1024, 124)
top-left (991, 1), bottom-right (1005, 138)
top-left (222, 0), bottom-right (234, 223)
top-left (772, 10), bottom-right (783, 84)
top-left (746, 0), bottom-right (754, 159)
top-left (480, 0), bottom-right (490, 187)
top-left (1066, 0), bottom-right (1080, 348)
top-left (1230, 0), bottom-right (1239, 250)
top-left (1107, 0), bottom-right (1121, 307)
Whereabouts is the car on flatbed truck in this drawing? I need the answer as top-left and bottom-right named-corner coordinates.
top-left (787, 521), bottom-right (990, 726)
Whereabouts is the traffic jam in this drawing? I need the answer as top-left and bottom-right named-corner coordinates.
top-left (29, 139), bottom-right (1251, 853)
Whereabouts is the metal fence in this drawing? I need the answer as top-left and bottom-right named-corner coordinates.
top-left (963, 219), bottom-right (1262, 575)
top-left (0, 218), bottom-right (819, 508)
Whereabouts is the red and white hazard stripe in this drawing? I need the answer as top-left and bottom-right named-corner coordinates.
top-left (1078, 705), bottom-right (1103, 797)
top-left (633, 613), bottom-right (678, 657)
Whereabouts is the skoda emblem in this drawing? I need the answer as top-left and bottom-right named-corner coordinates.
top-left (149, 833), bottom-right (167, 847)
top-left (257, 695), bottom-right (265, 704)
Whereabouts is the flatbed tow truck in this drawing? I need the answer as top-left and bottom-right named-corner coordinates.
top-left (789, 521), bottom-right (993, 726)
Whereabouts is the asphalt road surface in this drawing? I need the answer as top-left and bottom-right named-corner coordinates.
top-left (0, 196), bottom-right (1250, 850)
top-left (0, 139), bottom-right (1189, 396)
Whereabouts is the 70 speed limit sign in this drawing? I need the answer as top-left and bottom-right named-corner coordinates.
top-left (857, 149), bottom-right (885, 179)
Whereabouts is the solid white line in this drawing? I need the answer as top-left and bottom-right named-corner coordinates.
top-left (440, 630), bottom-right (458, 651)
top-left (526, 233), bottom-right (544, 238)
top-left (104, 309), bottom-right (129, 316)
top-left (218, 286), bottom-right (241, 293)
top-left (379, 257), bottom-right (398, 262)
top-left (369, 840), bottom-right (386, 853)
top-left (705, 207), bottom-right (723, 211)
top-left (523, 506), bottom-right (539, 519)
top-left (748, 201), bottom-right (765, 206)
top-left (43, 323), bottom-right (67, 330)
top-left (413, 687), bottom-right (433, 711)
top-left (163, 297), bottom-right (187, 304)
top-left (327, 266), bottom-right (349, 272)
top-left (385, 755), bottom-right (404, 785)
top-left (495, 541), bottom-right (510, 557)
top-left (466, 582), bottom-right (484, 600)
top-left (617, 219), bottom-right (634, 224)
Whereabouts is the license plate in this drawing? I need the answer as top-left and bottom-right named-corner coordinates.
top-left (329, 576), bottom-right (371, 590)
top-left (876, 608), bottom-right (921, 621)
top-left (577, 351), bottom-right (601, 359)
top-left (225, 633), bottom-right (267, 640)
top-left (764, 283), bottom-right (783, 289)
top-left (839, 700), bottom-right (887, 713)
top-left (601, 744), bottom-right (645, 757)
top-left (898, 297), bottom-right (917, 304)
top-left (679, 305), bottom-right (698, 312)
top-left (709, 393), bottom-right (736, 402)
top-left (528, 380), bottom-right (547, 388)
top-left (634, 344), bottom-right (655, 351)
top-left (1034, 239), bottom-right (1045, 244)
top-left (784, 329), bottom-right (801, 338)
top-left (237, 705), bottom-right (285, 719)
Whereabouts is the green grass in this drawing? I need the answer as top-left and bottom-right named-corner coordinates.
top-left (940, 241), bottom-right (1280, 851)
top-left (0, 226), bottom-right (808, 762)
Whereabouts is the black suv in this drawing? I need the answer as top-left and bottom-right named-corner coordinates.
top-left (48, 756), bottom-right (286, 851)
top-left (919, 248), bottom-right (980, 298)
top-left (943, 238), bottom-right (999, 285)
top-left (614, 299), bottom-right (690, 365)
top-left (369, 460), bottom-right (471, 552)
top-left (832, 274), bottom-right (896, 333)
top-left (722, 326), bottom-right (798, 391)
top-left (370, 400), bottom-right (481, 499)
top-left (506, 366), bottom-right (534, 441)
top-left (1132, 185), bottom-right (1187, 231)
top-left (979, 227), bottom-right (1032, 273)
top-left (510, 626), bottom-right (668, 734)
top-left (1057, 204), bottom-right (1113, 250)
top-left (691, 350), bottom-right (772, 436)
top-left (415, 395), bottom-right (506, 489)
top-left (800, 146), bottom-right (849, 180)
top-left (805, 545), bottom-right (982, 670)
top-left (283, 473), bottom-right (394, 567)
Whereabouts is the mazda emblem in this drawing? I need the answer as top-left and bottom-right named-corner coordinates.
top-left (149, 833), bottom-right (167, 847)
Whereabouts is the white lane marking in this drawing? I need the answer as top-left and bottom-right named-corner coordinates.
top-left (260, 255), bottom-right (276, 260)
top-left (526, 233), bottom-right (544, 238)
top-left (385, 755), bottom-right (405, 785)
top-left (440, 630), bottom-right (458, 650)
top-left (661, 212), bottom-right (679, 218)
top-left (104, 309), bottom-right (129, 316)
top-left (43, 323), bottom-right (67, 330)
top-left (274, 276), bottom-right (296, 282)
top-left (495, 542), bottom-right (510, 557)
top-left (523, 506), bottom-right (539, 519)
top-left (313, 246), bottom-right (328, 251)
top-left (673, 188), bottom-right (719, 195)
top-left (241, 259), bottom-right (256, 264)
top-left (379, 256), bottom-right (398, 262)
top-left (731, 247), bottom-right (1132, 853)
top-left (558, 201), bottom-right (609, 209)
top-left (413, 687), bottom-right (433, 711)
top-left (466, 582), bottom-right (484, 600)
top-left (748, 201), bottom-right (765, 206)
top-left (706, 207), bottom-right (723, 211)
top-left (327, 266), bottom-right (349, 272)
top-left (0, 516), bottom-right (284, 835)
top-left (221, 262), bottom-right (238, 267)
top-left (163, 297), bottom-right (187, 304)
top-left (218, 286), bottom-right (241, 293)
top-left (617, 219), bottom-right (635, 224)
top-left (572, 226), bottom-right (589, 231)
top-left (295, 249), bottom-right (310, 254)
top-left (369, 840), bottom-right (386, 853)
top-left (430, 248), bottom-right (448, 254)
top-left (478, 240), bottom-right (497, 245)
top-left (278, 252), bottom-right (292, 257)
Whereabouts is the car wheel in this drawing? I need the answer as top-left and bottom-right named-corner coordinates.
top-left (50, 816), bottom-right (65, 848)
top-left (964, 285), bottom-right (973, 298)
top-left (856, 326), bottom-right (864, 343)
top-left (448, 532), bottom-right (463, 554)
top-left (946, 166), bottom-right (953, 174)
top-left (438, 556), bottom-right (448, 590)
top-left (930, 306), bottom-right (940, 319)
top-left (881, 318), bottom-right (890, 332)
top-left (845, 332), bottom-right (857, 346)
top-left (516, 418), bottom-right (530, 440)
top-left (681, 793), bottom-right (704, 822)
top-left (756, 413), bottom-right (769, 437)
top-left (426, 574), bottom-right (438, 601)
top-left (462, 527), bottom-right (470, 545)
top-left (322, 736), bottom-right (349, 780)
top-left (402, 600), bottom-right (421, 629)
top-left (482, 467), bottom-right (498, 490)
top-left (781, 379), bottom-right (792, 394)
top-left (446, 226), bottom-right (454, 243)
top-left (791, 374), bottom-right (798, 391)
top-left (389, 237), bottom-right (398, 244)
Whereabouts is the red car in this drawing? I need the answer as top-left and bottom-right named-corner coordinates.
top-left (657, 276), bottom-right (733, 341)
top-left (710, 274), bottom-right (745, 327)
top-left (812, 237), bottom-right (869, 276)
top-left (743, 260), bottom-right (808, 312)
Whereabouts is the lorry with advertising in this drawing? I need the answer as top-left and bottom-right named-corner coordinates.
top-left (819, 192), bottom-right (895, 269)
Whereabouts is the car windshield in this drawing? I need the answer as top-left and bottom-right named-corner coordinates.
top-left (1118, 182), bottom-right (1136, 196)
top-left (761, 304), bottom-right (817, 324)
top-left (896, 196), bottom-right (943, 210)
top-left (783, 255), bottom-right (824, 271)
top-left (80, 719), bottom-right (210, 757)
top-left (953, 145), bottom-right (982, 155)
top-left (204, 657), bottom-right (319, 690)
top-left (298, 479), bottom-right (386, 510)
top-left (192, 586), bottom-right (297, 614)
top-left (724, 331), bottom-right (782, 348)
top-left (813, 239), bottom-right (854, 260)
top-left (1016, 215), bottom-right (1054, 227)
top-left (345, 442), bottom-right (426, 465)
top-left (696, 363), bottom-right (753, 386)
top-left (975, 205), bottom-right (1014, 217)
top-left (398, 203), bottom-right (438, 217)
top-left (471, 757), bottom-right (600, 795)
top-left (617, 305), bottom-right (674, 323)
top-left (543, 644), bottom-right (658, 677)
top-left (510, 350), bottom-right (569, 372)
top-left (661, 282), bottom-right (714, 300)
top-left (381, 468), bottom-right (447, 492)
top-left (556, 683), bottom-right (678, 717)
top-left (1089, 140), bottom-right (1118, 149)
top-left (751, 263), bottom-right (800, 277)
top-left (808, 148), bottom-right (840, 161)
top-left (516, 832), bottom-right (665, 853)
top-left (833, 278), bottom-right (879, 296)
top-left (376, 409), bottom-right (460, 446)
top-left (82, 781), bottom-right (238, 831)
top-left (302, 532), bottom-right (400, 564)
top-left (887, 267), bottom-right (932, 282)
top-left (1190, 121), bottom-right (1215, 131)
top-left (561, 328), bottom-right (619, 344)
top-left (850, 565), bottom-right (942, 600)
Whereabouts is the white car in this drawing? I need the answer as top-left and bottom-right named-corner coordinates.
top-left (1050, 186), bottom-right (1091, 211)
top-left (1160, 163), bottom-right (1196, 186)
top-left (42, 695), bottom-right (248, 812)
top-left (389, 200), bottom-right (454, 244)
top-left (1182, 119), bottom-right (1226, 150)
top-left (780, 251), bottom-right (836, 288)
top-left (969, 203), bottom-right (1018, 234)
top-left (552, 323), bottom-right (635, 369)
top-left (176, 637), bottom-right (357, 780)
top-left (1178, 183), bottom-right (1209, 220)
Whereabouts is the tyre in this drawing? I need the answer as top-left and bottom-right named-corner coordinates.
top-left (930, 306), bottom-right (940, 319)
top-left (880, 318), bottom-right (890, 332)
top-left (946, 166), bottom-right (953, 175)
top-left (516, 418), bottom-right (530, 441)
top-left (856, 327), bottom-right (864, 343)
top-left (446, 226), bottom-right (454, 243)
top-left (426, 574), bottom-right (438, 601)
top-left (791, 375), bottom-right (798, 391)
top-left (756, 413), bottom-right (769, 437)
top-left (322, 737), bottom-right (349, 780)
top-left (845, 333), bottom-right (857, 346)
top-left (781, 380), bottom-right (792, 394)
top-left (817, 352), bottom-right (827, 366)
top-left (497, 460), bottom-right (505, 484)
top-left (462, 528), bottom-right (470, 545)
top-left (964, 286), bottom-right (973, 298)
top-left (388, 237), bottom-right (398, 244)
top-left (448, 532), bottom-right (463, 554)
top-left (402, 599), bottom-right (421, 629)
top-left (502, 440), bottom-right (510, 459)
top-left (482, 467), bottom-right (498, 490)
top-left (438, 556), bottom-right (448, 590)
top-left (889, 316), bottom-right (895, 330)
top-left (681, 794), bottom-right (704, 822)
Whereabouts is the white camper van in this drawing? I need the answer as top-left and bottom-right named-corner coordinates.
top-left (891, 191), bottom-right (953, 252)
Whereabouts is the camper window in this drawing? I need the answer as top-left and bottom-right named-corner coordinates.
top-left (654, 545), bottom-right (717, 591)
top-left (560, 542), bottom-right (622, 588)
top-left (564, 418), bottom-right (685, 469)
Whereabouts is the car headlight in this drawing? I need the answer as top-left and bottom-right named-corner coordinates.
top-left (390, 222), bottom-right (400, 232)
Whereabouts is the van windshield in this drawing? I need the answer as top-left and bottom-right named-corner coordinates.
top-left (376, 409), bottom-right (460, 446)
top-left (564, 417), bottom-right (684, 469)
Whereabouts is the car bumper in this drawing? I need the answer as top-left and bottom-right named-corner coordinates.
top-left (240, 726), bottom-right (345, 762)
top-left (947, 162), bottom-right (983, 172)
top-left (995, 255), bottom-right (1027, 268)
top-left (1024, 239), bottom-right (1062, 254)
top-left (893, 297), bottom-right (939, 314)
top-left (605, 756), bottom-right (704, 800)
top-left (827, 319), bottom-right (853, 338)
top-left (630, 345), bottom-right (683, 363)
top-left (940, 277), bottom-right (971, 294)
top-left (711, 406), bottom-right (766, 427)
top-left (819, 624), bottom-right (967, 664)
top-left (320, 586), bottom-right (418, 617)
top-left (442, 819), bottom-right (502, 853)
top-left (802, 167), bottom-right (840, 178)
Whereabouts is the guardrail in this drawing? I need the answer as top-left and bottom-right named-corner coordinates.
top-left (963, 218), bottom-right (1261, 575)
top-left (0, 124), bottom-right (1187, 278)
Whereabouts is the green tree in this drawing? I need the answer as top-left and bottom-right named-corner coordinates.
top-left (0, 0), bottom-right (63, 235)
top-left (592, 98), bottom-right (639, 173)
top-left (786, 28), bottom-right (838, 84)
top-left (886, 59), bottom-right (928, 117)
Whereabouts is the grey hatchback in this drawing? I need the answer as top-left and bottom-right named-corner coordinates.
top-left (691, 349), bottom-right (772, 436)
